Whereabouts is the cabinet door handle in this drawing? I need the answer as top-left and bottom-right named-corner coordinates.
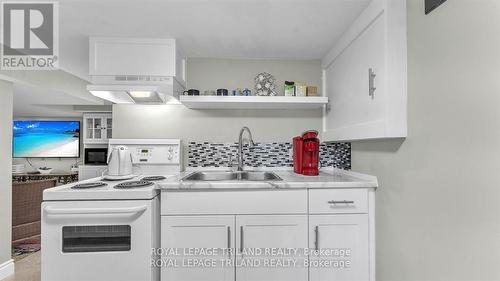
top-left (369, 68), bottom-right (376, 97)
top-left (240, 226), bottom-right (244, 255)
top-left (227, 226), bottom-right (231, 259)
top-left (328, 200), bottom-right (355, 204)
top-left (314, 226), bottom-right (319, 251)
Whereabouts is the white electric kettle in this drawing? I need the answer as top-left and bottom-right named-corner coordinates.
top-left (106, 145), bottom-right (134, 179)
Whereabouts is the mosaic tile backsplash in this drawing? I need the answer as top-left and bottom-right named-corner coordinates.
top-left (188, 142), bottom-right (351, 170)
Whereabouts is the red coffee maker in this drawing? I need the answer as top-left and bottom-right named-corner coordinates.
top-left (293, 130), bottom-right (320, 176)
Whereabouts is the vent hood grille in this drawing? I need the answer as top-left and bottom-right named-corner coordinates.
top-left (87, 84), bottom-right (181, 105)
top-left (113, 75), bottom-right (172, 83)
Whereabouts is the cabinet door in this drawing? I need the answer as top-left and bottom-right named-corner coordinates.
top-left (104, 116), bottom-right (112, 140)
top-left (161, 216), bottom-right (235, 281)
top-left (322, 0), bottom-right (407, 141)
top-left (89, 37), bottom-right (175, 76)
top-left (309, 215), bottom-right (369, 281)
top-left (324, 11), bottom-right (386, 141)
top-left (93, 117), bottom-right (103, 140)
top-left (84, 116), bottom-right (94, 141)
top-left (236, 215), bottom-right (308, 281)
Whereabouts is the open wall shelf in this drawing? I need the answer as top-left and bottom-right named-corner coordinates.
top-left (180, 96), bottom-right (328, 109)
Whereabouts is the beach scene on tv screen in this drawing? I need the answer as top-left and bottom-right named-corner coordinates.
top-left (13, 121), bottom-right (80, 158)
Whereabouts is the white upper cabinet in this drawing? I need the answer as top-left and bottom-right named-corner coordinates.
top-left (322, 0), bottom-right (407, 141)
top-left (89, 37), bottom-right (186, 86)
top-left (83, 113), bottom-right (112, 144)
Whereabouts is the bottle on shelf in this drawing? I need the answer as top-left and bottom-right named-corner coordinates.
top-left (284, 81), bottom-right (295, 96)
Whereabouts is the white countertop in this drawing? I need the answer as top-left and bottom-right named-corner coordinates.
top-left (158, 167), bottom-right (378, 191)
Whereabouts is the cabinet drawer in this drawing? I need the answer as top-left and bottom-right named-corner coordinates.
top-left (162, 190), bottom-right (307, 215)
top-left (309, 189), bottom-right (368, 214)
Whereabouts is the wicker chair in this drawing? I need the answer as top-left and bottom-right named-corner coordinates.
top-left (12, 178), bottom-right (57, 242)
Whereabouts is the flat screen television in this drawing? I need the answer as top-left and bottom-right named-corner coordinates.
top-left (13, 120), bottom-right (80, 158)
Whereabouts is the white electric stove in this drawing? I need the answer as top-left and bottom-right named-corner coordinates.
top-left (42, 139), bottom-right (182, 281)
top-left (42, 174), bottom-right (168, 201)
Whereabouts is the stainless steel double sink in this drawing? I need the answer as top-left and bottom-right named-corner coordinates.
top-left (181, 171), bottom-right (282, 182)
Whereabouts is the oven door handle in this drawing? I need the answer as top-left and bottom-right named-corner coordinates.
top-left (44, 205), bottom-right (147, 216)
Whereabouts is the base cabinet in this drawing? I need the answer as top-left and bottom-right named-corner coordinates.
top-left (161, 188), bottom-right (375, 281)
top-left (309, 214), bottom-right (370, 281)
top-left (161, 215), bottom-right (307, 281)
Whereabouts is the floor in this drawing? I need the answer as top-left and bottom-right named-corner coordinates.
top-left (4, 252), bottom-right (40, 281)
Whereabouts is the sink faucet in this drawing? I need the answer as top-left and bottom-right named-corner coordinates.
top-left (237, 126), bottom-right (255, 171)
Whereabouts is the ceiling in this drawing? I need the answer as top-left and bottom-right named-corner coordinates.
top-left (57, 0), bottom-right (371, 80)
top-left (13, 83), bottom-right (96, 117)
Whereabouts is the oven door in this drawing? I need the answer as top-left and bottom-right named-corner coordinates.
top-left (41, 199), bottom-right (158, 281)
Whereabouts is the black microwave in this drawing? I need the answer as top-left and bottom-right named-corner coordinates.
top-left (84, 148), bottom-right (108, 165)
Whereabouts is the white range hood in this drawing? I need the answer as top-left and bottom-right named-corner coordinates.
top-left (87, 82), bottom-right (181, 104)
top-left (87, 37), bottom-right (186, 104)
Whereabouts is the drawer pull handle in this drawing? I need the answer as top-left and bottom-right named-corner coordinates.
top-left (328, 200), bottom-right (355, 204)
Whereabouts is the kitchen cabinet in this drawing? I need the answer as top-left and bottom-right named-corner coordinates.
top-left (322, 0), bottom-right (407, 141)
top-left (161, 214), bottom-right (308, 281)
top-left (236, 215), bottom-right (308, 281)
top-left (161, 188), bottom-right (375, 281)
top-left (83, 113), bottom-right (112, 144)
top-left (161, 216), bottom-right (235, 281)
top-left (89, 37), bottom-right (186, 86)
top-left (309, 215), bottom-right (370, 281)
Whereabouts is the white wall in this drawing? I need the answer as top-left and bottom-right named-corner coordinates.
top-left (113, 58), bottom-right (323, 142)
top-left (186, 58), bottom-right (322, 96)
top-left (12, 117), bottom-right (82, 172)
top-left (113, 104), bottom-right (321, 142)
top-left (352, 1), bottom-right (500, 280)
top-left (0, 80), bottom-right (13, 270)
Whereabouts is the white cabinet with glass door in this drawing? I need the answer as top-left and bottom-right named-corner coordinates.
top-left (83, 113), bottom-right (113, 144)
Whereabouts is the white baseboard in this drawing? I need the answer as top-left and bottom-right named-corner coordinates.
top-left (0, 259), bottom-right (14, 280)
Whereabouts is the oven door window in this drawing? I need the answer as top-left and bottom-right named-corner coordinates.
top-left (62, 225), bottom-right (131, 253)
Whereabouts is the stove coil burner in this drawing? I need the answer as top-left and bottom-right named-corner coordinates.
top-left (114, 181), bottom-right (154, 189)
top-left (141, 176), bottom-right (166, 181)
top-left (72, 182), bottom-right (107, 189)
